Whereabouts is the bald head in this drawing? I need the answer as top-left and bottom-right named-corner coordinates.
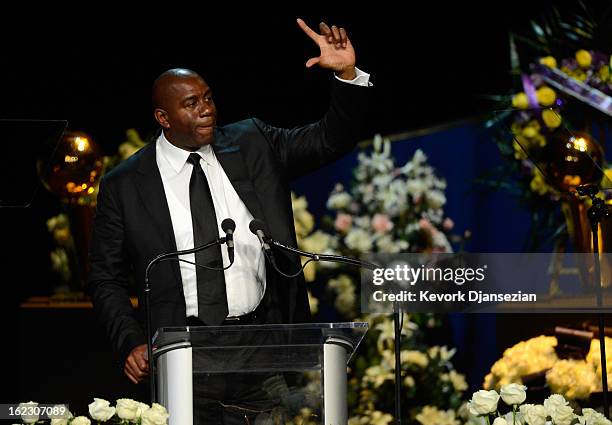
top-left (152, 68), bottom-right (203, 110)
top-left (151, 68), bottom-right (217, 151)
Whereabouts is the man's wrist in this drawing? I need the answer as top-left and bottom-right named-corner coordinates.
top-left (335, 66), bottom-right (357, 81)
top-left (334, 67), bottom-right (371, 87)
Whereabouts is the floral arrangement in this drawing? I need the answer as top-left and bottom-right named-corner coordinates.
top-left (484, 335), bottom-right (612, 402)
top-left (326, 134), bottom-right (453, 256)
top-left (12, 398), bottom-right (168, 425)
top-left (484, 3), bottom-right (612, 249)
top-left (556, 50), bottom-right (612, 93)
top-left (102, 129), bottom-right (147, 172)
top-left (484, 336), bottom-right (559, 390)
top-left (463, 385), bottom-right (611, 425)
top-left (252, 315), bottom-right (468, 425)
top-left (292, 135), bottom-right (466, 424)
top-left (507, 73), bottom-right (562, 198)
top-left (506, 49), bottom-right (612, 196)
top-left (294, 135), bottom-right (456, 318)
top-left (347, 315), bottom-right (467, 425)
top-left (46, 214), bottom-right (75, 290)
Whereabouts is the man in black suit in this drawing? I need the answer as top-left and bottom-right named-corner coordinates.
top-left (88, 18), bottom-right (371, 421)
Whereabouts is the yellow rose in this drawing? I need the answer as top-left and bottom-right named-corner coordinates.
top-left (522, 126), bottom-right (538, 138)
top-left (119, 142), bottom-right (139, 160)
top-left (483, 373), bottom-right (495, 390)
top-left (539, 56), bottom-right (557, 68)
top-left (530, 170), bottom-right (549, 195)
top-left (401, 350), bottom-right (429, 368)
top-left (513, 139), bottom-right (528, 160)
top-left (604, 168), bottom-right (612, 186)
top-left (576, 49), bottom-right (592, 68)
top-left (542, 109), bottom-right (562, 128)
top-left (527, 119), bottom-right (541, 131)
top-left (512, 92), bottom-right (529, 109)
top-left (307, 290), bottom-right (318, 314)
top-left (573, 70), bottom-right (587, 81)
top-left (302, 258), bottom-right (316, 282)
top-left (536, 86), bottom-right (556, 106)
top-left (448, 370), bottom-right (468, 392)
top-left (598, 65), bottom-right (610, 82)
top-left (533, 134), bottom-right (547, 148)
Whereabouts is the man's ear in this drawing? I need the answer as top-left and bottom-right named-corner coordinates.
top-left (154, 108), bottom-right (170, 129)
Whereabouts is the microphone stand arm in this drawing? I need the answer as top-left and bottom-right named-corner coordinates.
top-left (267, 238), bottom-right (379, 271)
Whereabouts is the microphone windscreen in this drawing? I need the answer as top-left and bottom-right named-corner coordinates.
top-left (221, 218), bottom-right (236, 232)
top-left (249, 219), bottom-right (265, 235)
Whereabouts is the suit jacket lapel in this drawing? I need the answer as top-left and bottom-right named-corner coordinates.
top-left (134, 142), bottom-right (183, 292)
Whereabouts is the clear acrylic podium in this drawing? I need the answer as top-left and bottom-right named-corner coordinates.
top-left (153, 322), bottom-right (368, 425)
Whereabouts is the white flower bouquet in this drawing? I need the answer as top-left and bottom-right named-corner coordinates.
top-left (463, 385), bottom-right (611, 425)
top-left (12, 398), bottom-right (168, 425)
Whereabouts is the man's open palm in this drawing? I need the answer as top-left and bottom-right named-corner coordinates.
top-left (297, 18), bottom-right (356, 79)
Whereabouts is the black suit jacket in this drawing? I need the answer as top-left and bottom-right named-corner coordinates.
top-left (88, 77), bottom-right (371, 366)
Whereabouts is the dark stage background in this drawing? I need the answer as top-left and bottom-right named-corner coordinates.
top-left (2, 3), bottom-right (610, 410)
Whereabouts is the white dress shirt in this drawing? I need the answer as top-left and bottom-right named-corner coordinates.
top-left (156, 68), bottom-right (371, 318)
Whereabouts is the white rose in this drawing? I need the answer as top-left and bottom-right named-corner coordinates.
top-left (549, 405), bottom-right (574, 425)
top-left (520, 404), bottom-right (547, 425)
top-left (500, 383), bottom-right (527, 405)
top-left (116, 398), bottom-right (142, 421)
top-left (582, 408), bottom-right (612, 425)
top-left (139, 402), bottom-right (151, 415)
top-left (71, 416), bottom-right (91, 425)
top-left (335, 287), bottom-right (356, 317)
top-left (543, 394), bottom-right (568, 415)
top-left (401, 350), bottom-right (429, 368)
top-left (141, 403), bottom-right (169, 425)
top-left (50, 407), bottom-right (72, 425)
top-left (469, 390), bottom-right (500, 415)
top-left (19, 401), bottom-right (38, 424)
top-left (327, 192), bottom-right (352, 210)
top-left (300, 231), bottom-right (332, 253)
top-left (447, 370), bottom-right (468, 392)
top-left (344, 228), bottom-right (372, 253)
top-left (493, 417), bottom-right (509, 425)
top-left (376, 234), bottom-right (400, 253)
top-left (88, 398), bottom-right (116, 422)
top-left (406, 179), bottom-right (426, 199)
top-left (426, 190), bottom-right (446, 209)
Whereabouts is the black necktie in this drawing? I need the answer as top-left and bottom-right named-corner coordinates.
top-left (187, 153), bottom-right (228, 325)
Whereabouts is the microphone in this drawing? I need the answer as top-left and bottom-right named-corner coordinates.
top-left (249, 219), bottom-right (274, 258)
top-left (221, 218), bottom-right (235, 263)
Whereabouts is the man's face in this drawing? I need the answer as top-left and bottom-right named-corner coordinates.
top-left (155, 76), bottom-right (217, 150)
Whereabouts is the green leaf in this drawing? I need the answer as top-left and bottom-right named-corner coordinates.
top-left (510, 32), bottom-right (550, 54)
top-left (530, 19), bottom-right (545, 39)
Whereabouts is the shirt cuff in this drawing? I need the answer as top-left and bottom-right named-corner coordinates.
top-left (335, 67), bottom-right (372, 87)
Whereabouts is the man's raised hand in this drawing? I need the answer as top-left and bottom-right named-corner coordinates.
top-left (297, 18), bottom-right (357, 80)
